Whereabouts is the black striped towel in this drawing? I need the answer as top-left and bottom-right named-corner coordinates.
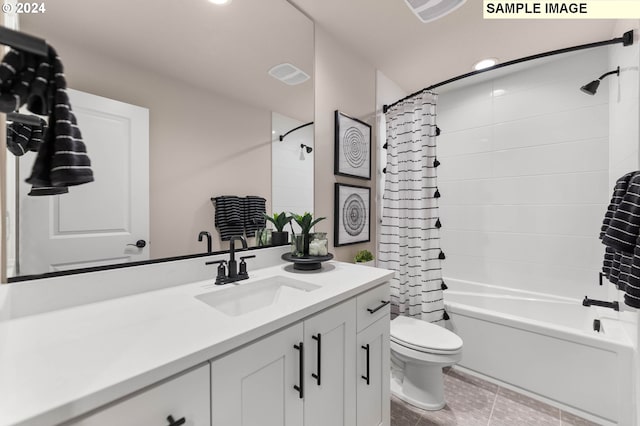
top-left (244, 196), bottom-right (267, 236)
top-left (6, 120), bottom-right (44, 156)
top-left (0, 46), bottom-right (94, 188)
top-left (601, 172), bottom-right (640, 308)
top-left (213, 196), bottom-right (245, 241)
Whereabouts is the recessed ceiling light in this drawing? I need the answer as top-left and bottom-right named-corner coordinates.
top-left (208, 0), bottom-right (231, 5)
top-left (474, 58), bottom-right (498, 71)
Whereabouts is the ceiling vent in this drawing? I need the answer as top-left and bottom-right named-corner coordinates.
top-left (404, 0), bottom-right (467, 23)
top-left (268, 63), bottom-right (310, 86)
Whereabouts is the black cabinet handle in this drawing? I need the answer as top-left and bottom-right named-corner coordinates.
top-left (367, 300), bottom-right (390, 314)
top-left (311, 333), bottom-right (321, 386)
top-left (293, 342), bottom-right (304, 399)
top-left (361, 344), bottom-right (370, 385)
top-left (167, 415), bottom-right (186, 426)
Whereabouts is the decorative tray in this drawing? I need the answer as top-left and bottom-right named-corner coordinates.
top-left (281, 252), bottom-right (334, 271)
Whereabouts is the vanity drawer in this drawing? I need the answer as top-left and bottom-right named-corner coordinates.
top-left (70, 364), bottom-right (210, 426)
top-left (356, 283), bottom-right (391, 332)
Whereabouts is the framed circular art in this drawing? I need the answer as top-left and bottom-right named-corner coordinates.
top-left (334, 110), bottom-right (372, 180)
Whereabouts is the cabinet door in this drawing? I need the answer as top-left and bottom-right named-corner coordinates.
top-left (211, 323), bottom-right (304, 426)
top-left (71, 364), bottom-right (210, 426)
top-left (303, 299), bottom-right (356, 426)
top-left (357, 317), bottom-right (390, 426)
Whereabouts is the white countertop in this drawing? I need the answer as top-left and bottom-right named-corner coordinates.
top-left (0, 261), bottom-right (393, 426)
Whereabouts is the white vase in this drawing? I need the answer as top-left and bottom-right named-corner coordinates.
top-left (356, 260), bottom-right (375, 267)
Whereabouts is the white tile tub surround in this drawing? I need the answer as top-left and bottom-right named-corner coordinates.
top-left (438, 47), bottom-right (610, 301)
top-left (0, 245), bottom-right (290, 321)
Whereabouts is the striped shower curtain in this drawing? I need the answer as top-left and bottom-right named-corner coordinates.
top-left (378, 91), bottom-right (445, 324)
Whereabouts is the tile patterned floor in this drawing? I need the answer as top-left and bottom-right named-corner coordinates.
top-left (391, 368), bottom-right (602, 426)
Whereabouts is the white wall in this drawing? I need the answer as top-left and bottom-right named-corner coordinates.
top-left (438, 47), bottom-right (610, 300)
top-left (313, 26), bottom-right (377, 262)
top-left (271, 112), bottom-right (314, 227)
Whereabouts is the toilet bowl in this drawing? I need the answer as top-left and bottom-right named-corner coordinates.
top-left (390, 315), bottom-right (463, 410)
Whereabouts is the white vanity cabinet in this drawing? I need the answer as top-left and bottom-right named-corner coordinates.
top-left (356, 284), bottom-right (391, 426)
top-left (303, 298), bottom-right (357, 426)
top-left (357, 317), bottom-right (390, 426)
top-left (210, 322), bottom-right (304, 426)
top-left (210, 300), bottom-right (357, 426)
top-left (210, 284), bottom-right (390, 426)
top-left (0, 261), bottom-right (395, 426)
top-left (69, 364), bottom-right (210, 426)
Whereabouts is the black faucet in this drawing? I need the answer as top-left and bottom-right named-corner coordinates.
top-left (206, 235), bottom-right (254, 285)
top-left (582, 296), bottom-right (619, 311)
top-left (198, 231), bottom-right (212, 253)
top-left (228, 235), bottom-right (248, 279)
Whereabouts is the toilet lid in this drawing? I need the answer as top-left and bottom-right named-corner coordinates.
top-left (391, 316), bottom-right (463, 353)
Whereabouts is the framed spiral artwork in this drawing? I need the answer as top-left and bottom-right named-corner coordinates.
top-left (334, 110), bottom-right (371, 180)
top-left (334, 183), bottom-right (371, 246)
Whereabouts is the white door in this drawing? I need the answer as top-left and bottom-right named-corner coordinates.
top-left (17, 89), bottom-right (149, 275)
top-left (304, 299), bottom-right (357, 426)
top-left (357, 317), bottom-right (391, 426)
top-left (210, 323), bottom-right (304, 426)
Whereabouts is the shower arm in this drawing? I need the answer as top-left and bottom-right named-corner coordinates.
top-left (597, 67), bottom-right (620, 81)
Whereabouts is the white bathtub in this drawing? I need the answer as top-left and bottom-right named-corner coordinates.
top-left (443, 278), bottom-right (635, 426)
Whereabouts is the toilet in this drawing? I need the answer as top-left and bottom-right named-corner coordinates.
top-left (390, 315), bottom-right (463, 410)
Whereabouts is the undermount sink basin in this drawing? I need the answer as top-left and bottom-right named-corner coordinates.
top-left (195, 275), bottom-right (320, 316)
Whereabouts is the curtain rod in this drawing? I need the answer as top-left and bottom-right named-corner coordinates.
top-left (279, 121), bottom-right (314, 141)
top-left (383, 29), bottom-right (634, 114)
top-left (0, 27), bottom-right (47, 57)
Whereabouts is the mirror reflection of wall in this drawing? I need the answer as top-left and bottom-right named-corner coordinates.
top-left (4, 0), bottom-right (314, 279)
top-left (271, 112), bottom-right (314, 235)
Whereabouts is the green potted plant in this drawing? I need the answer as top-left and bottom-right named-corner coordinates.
top-left (263, 212), bottom-right (293, 245)
top-left (354, 249), bottom-right (375, 266)
top-left (291, 212), bottom-right (326, 256)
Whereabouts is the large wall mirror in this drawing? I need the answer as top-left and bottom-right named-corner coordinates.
top-left (4, 0), bottom-right (314, 279)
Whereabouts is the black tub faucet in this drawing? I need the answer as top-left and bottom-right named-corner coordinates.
top-left (582, 296), bottom-right (619, 311)
top-left (198, 231), bottom-right (212, 253)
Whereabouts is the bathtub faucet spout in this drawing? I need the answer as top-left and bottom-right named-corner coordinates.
top-left (582, 296), bottom-right (619, 311)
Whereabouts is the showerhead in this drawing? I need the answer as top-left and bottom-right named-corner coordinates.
top-left (580, 79), bottom-right (600, 95)
top-left (580, 66), bottom-right (620, 95)
top-left (299, 144), bottom-right (313, 161)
